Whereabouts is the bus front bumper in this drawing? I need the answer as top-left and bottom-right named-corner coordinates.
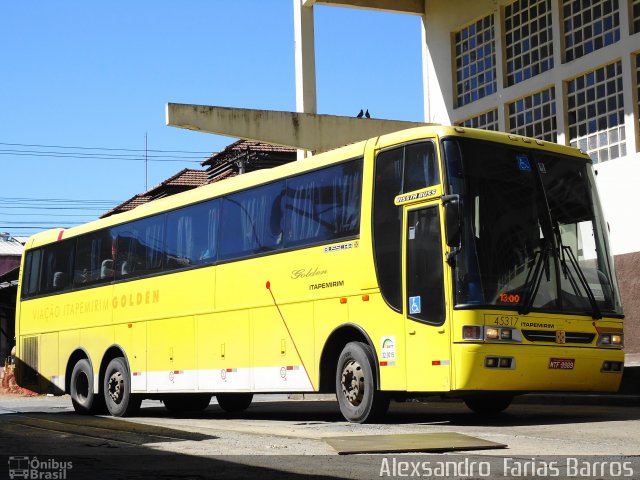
top-left (452, 343), bottom-right (624, 393)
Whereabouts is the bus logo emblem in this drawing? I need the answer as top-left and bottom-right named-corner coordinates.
top-left (555, 330), bottom-right (566, 344)
top-left (8, 456), bottom-right (29, 479)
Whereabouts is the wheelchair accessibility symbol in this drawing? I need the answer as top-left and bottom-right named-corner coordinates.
top-left (409, 296), bottom-right (421, 315)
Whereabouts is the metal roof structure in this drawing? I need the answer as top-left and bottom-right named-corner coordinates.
top-left (201, 139), bottom-right (296, 183)
top-left (0, 234), bottom-right (24, 257)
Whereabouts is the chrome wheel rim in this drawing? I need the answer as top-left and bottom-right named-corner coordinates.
top-left (341, 360), bottom-right (364, 406)
top-left (107, 370), bottom-right (124, 404)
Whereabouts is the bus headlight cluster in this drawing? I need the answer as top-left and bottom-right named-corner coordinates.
top-left (598, 333), bottom-right (623, 347)
top-left (462, 326), bottom-right (522, 342)
top-left (486, 327), bottom-right (512, 340)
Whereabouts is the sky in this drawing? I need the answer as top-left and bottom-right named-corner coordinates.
top-left (0, 1), bottom-right (424, 237)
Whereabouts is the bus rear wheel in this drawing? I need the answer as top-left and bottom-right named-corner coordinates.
top-left (70, 359), bottom-right (104, 414)
top-left (163, 394), bottom-right (212, 413)
top-left (464, 395), bottom-right (513, 415)
top-left (335, 342), bottom-right (389, 423)
top-left (216, 393), bottom-right (253, 413)
top-left (103, 357), bottom-right (141, 417)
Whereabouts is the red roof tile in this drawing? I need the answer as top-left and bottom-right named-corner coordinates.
top-left (100, 169), bottom-right (208, 218)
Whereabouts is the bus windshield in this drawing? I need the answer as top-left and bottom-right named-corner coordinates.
top-left (443, 137), bottom-right (623, 318)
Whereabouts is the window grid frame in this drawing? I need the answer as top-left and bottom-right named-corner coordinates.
top-left (453, 13), bottom-right (497, 107)
top-left (561, 0), bottom-right (621, 63)
top-left (632, 0), bottom-right (640, 34)
top-left (507, 87), bottom-right (558, 142)
top-left (566, 60), bottom-right (626, 164)
top-left (455, 109), bottom-right (500, 131)
top-left (504, 0), bottom-right (555, 87)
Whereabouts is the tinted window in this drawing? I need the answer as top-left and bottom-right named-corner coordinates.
top-left (114, 216), bottom-right (165, 279)
top-left (285, 160), bottom-right (363, 247)
top-left (166, 200), bottom-right (220, 270)
top-left (219, 181), bottom-right (285, 261)
top-left (74, 229), bottom-right (115, 286)
top-left (404, 142), bottom-right (439, 192)
top-left (373, 149), bottom-right (404, 311)
top-left (406, 206), bottom-right (445, 324)
top-left (373, 142), bottom-right (440, 312)
top-left (40, 240), bottom-right (75, 294)
top-left (22, 249), bottom-right (42, 298)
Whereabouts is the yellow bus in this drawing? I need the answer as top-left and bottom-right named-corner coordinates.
top-left (15, 126), bottom-right (624, 423)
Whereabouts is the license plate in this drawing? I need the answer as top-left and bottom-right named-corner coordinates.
top-left (549, 358), bottom-right (575, 369)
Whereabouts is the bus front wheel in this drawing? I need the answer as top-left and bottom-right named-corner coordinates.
top-left (335, 342), bottom-right (389, 423)
top-left (103, 357), bottom-right (141, 417)
top-left (216, 393), bottom-right (253, 413)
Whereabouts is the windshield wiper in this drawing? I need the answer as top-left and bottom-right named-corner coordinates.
top-left (518, 247), bottom-right (550, 315)
top-left (559, 243), bottom-right (602, 320)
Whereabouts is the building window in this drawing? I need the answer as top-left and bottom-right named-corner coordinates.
top-left (504, 0), bottom-right (554, 86)
top-left (567, 61), bottom-right (625, 163)
top-left (562, 0), bottom-right (620, 62)
top-left (632, 0), bottom-right (640, 34)
top-left (456, 109), bottom-right (499, 131)
top-left (454, 14), bottom-right (497, 107)
top-left (507, 88), bottom-right (557, 141)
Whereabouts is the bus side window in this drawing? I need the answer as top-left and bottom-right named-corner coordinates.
top-left (114, 215), bottom-right (165, 279)
top-left (166, 200), bottom-right (220, 269)
top-left (406, 206), bottom-right (445, 325)
top-left (404, 142), bottom-right (439, 192)
top-left (220, 182), bottom-right (285, 261)
top-left (373, 148), bottom-right (404, 311)
top-left (40, 240), bottom-right (74, 293)
top-left (74, 229), bottom-right (114, 286)
top-left (285, 159), bottom-right (363, 247)
top-left (22, 249), bottom-right (42, 298)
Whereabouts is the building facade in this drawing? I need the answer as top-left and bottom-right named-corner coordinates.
top-left (0, 232), bottom-right (23, 276)
top-left (419, 0), bottom-right (640, 361)
top-left (0, 234), bottom-right (23, 363)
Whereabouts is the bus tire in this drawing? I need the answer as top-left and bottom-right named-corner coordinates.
top-left (163, 394), bottom-right (212, 413)
top-left (464, 395), bottom-right (513, 415)
top-left (216, 393), bottom-right (253, 413)
top-left (335, 341), bottom-right (389, 423)
top-left (103, 357), bottom-right (141, 417)
top-left (70, 359), bottom-right (98, 415)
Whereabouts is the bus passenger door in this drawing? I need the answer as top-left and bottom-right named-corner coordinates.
top-left (404, 203), bottom-right (451, 392)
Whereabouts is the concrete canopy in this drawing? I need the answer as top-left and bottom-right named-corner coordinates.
top-left (302, 0), bottom-right (424, 15)
top-left (166, 103), bottom-right (427, 153)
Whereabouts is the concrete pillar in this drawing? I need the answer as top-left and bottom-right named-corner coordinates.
top-left (294, 0), bottom-right (317, 158)
top-left (420, 11), bottom-right (430, 123)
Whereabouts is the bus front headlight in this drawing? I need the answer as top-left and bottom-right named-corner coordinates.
top-left (598, 333), bottom-right (623, 347)
top-left (485, 327), bottom-right (521, 342)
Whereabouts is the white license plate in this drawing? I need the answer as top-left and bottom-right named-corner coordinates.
top-left (548, 358), bottom-right (575, 369)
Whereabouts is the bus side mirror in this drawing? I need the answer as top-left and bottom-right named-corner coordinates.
top-left (442, 195), bottom-right (461, 267)
top-left (442, 195), bottom-right (461, 247)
